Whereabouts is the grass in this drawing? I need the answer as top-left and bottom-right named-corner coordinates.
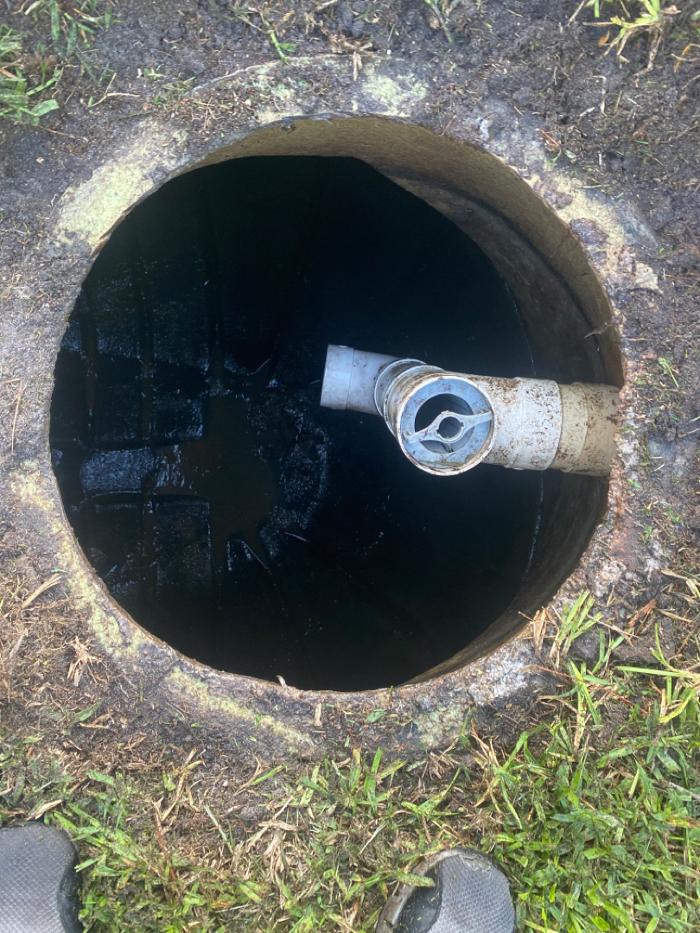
top-left (570, 0), bottom-right (697, 70)
top-left (0, 24), bottom-right (60, 123)
top-left (232, 6), bottom-right (298, 62)
top-left (22, 0), bottom-right (115, 56)
top-left (0, 1), bottom-right (114, 124)
top-left (1, 590), bottom-right (698, 931)
top-left (423, 0), bottom-right (456, 44)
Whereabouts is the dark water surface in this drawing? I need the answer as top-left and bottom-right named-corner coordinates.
top-left (50, 156), bottom-right (544, 690)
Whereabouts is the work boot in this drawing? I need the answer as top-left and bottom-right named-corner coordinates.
top-left (376, 848), bottom-right (515, 933)
top-left (0, 822), bottom-right (81, 933)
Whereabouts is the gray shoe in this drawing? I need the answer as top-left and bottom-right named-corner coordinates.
top-left (376, 848), bottom-right (515, 933)
top-left (0, 823), bottom-right (81, 933)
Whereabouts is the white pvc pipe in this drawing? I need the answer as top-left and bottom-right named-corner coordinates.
top-left (319, 345), bottom-right (398, 414)
top-left (467, 375), bottom-right (562, 471)
top-left (320, 346), bottom-right (619, 477)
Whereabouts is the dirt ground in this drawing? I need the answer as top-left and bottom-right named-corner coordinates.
top-left (0, 2), bottom-right (698, 927)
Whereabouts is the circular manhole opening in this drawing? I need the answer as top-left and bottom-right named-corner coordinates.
top-left (50, 135), bottom-right (620, 692)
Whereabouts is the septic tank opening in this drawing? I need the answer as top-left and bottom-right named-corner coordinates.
top-left (50, 150), bottom-right (615, 692)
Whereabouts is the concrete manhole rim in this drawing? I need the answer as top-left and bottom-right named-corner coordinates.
top-left (5, 55), bottom-right (663, 756)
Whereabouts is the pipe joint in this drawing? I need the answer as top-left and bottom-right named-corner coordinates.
top-left (320, 345), bottom-right (618, 478)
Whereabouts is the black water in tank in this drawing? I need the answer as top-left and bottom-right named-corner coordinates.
top-left (50, 156), bottom-right (547, 690)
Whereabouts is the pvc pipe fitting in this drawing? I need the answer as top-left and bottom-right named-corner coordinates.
top-left (319, 345), bottom-right (417, 414)
top-left (320, 345), bottom-right (618, 477)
